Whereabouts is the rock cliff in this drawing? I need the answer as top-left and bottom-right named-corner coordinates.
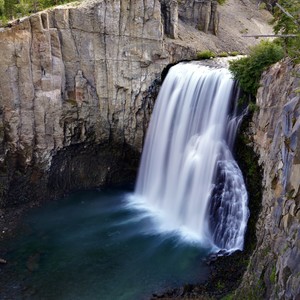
top-left (0, 0), bottom-right (272, 208)
top-left (2, 1), bottom-right (299, 299)
top-left (237, 60), bottom-right (300, 299)
top-left (0, 0), bottom-right (169, 207)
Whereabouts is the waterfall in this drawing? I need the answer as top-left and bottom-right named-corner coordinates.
top-left (133, 63), bottom-right (249, 252)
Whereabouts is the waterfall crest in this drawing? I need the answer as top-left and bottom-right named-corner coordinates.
top-left (133, 63), bottom-right (249, 252)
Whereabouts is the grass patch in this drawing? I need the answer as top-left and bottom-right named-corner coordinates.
top-left (196, 50), bottom-right (216, 60)
top-left (221, 294), bottom-right (234, 300)
top-left (270, 266), bottom-right (276, 284)
top-left (228, 51), bottom-right (240, 56)
top-left (218, 52), bottom-right (229, 57)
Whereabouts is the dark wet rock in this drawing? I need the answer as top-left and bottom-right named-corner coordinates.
top-left (0, 258), bottom-right (6, 264)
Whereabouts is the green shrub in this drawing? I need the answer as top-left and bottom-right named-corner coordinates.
top-left (0, 0), bottom-right (4, 17)
top-left (248, 101), bottom-right (259, 113)
top-left (229, 51), bottom-right (240, 56)
top-left (0, 0), bottom-right (77, 23)
top-left (221, 294), bottom-right (234, 300)
top-left (14, 2), bottom-right (30, 16)
top-left (258, 2), bottom-right (267, 10)
top-left (218, 52), bottom-right (229, 57)
top-left (270, 266), bottom-right (276, 284)
top-left (229, 40), bottom-right (284, 97)
top-left (196, 50), bottom-right (216, 60)
top-left (217, 0), bottom-right (226, 5)
top-left (217, 281), bottom-right (225, 290)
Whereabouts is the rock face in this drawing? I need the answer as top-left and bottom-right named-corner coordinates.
top-left (0, 0), bottom-right (273, 208)
top-left (2, 0), bottom-right (298, 299)
top-left (178, 0), bottom-right (219, 34)
top-left (0, 0), bottom-right (170, 207)
top-left (161, 0), bottom-right (179, 38)
top-left (161, 0), bottom-right (219, 37)
top-left (237, 61), bottom-right (300, 299)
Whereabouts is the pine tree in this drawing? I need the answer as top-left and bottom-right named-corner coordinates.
top-left (27, 0), bottom-right (41, 13)
top-left (273, 0), bottom-right (300, 62)
top-left (0, 0), bottom-right (4, 17)
top-left (4, 0), bottom-right (18, 19)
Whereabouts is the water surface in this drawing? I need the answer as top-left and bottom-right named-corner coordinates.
top-left (4, 189), bottom-right (209, 299)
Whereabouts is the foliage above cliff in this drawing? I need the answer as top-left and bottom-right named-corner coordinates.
top-left (229, 40), bottom-right (284, 97)
top-left (229, 0), bottom-right (299, 97)
top-left (0, 0), bottom-right (75, 23)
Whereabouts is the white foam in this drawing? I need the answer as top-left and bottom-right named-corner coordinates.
top-left (131, 63), bottom-right (249, 251)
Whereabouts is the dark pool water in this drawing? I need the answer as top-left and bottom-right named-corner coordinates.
top-left (2, 189), bottom-right (210, 300)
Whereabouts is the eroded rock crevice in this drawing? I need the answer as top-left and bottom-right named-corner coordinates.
top-left (160, 0), bottom-right (219, 38)
top-left (178, 0), bottom-right (219, 34)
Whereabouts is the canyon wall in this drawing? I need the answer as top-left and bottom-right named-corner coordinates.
top-left (1, 0), bottom-right (299, 299)
top-left (0, 0), bottom-right (271, 207)
top-left (237, 61), bottom-right (300, 299)
top-left (0, 0), bottom-right (194, 207)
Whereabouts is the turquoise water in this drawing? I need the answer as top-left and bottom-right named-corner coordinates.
top-left (4, 189), bottom-right (210, 300)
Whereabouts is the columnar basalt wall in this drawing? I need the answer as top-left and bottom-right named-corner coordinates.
top-left (161, 0), bottom-right (179, 38)
top-left (237, 61), bottom-right (300, 299)
top-left (0, 0), bottom-right (171, 206)
top-left (178, 0), bottom-right (219, 34)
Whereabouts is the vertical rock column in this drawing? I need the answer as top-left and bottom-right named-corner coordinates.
top-left (161, 0), bottom-right (178, 38)
top-left (178, 0), bottom-right (219, 35)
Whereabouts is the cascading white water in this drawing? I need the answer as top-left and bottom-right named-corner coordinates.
top-left (133, 63), bottom-right (249, 252)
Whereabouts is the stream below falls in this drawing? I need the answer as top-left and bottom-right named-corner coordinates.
top-left (1, 188), bottom-right (210, 300)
